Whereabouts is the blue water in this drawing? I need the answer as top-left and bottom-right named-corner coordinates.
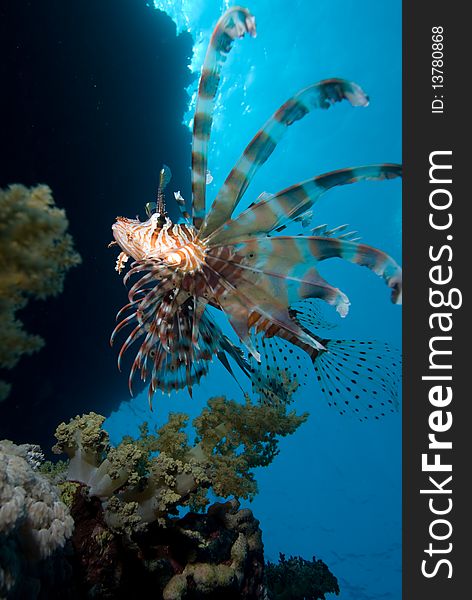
top-left (106, 1), bottom-right (402, 598)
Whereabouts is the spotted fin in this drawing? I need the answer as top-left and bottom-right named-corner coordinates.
top-left (249, 332), bottom-right (400, 419)
top-left (192, 7), bottom-right (257, 229)
top-left (289, 299), bottom-right (339, 331)
top-left (208, 164), bottom-right (401, 245)
top-left (312, 338), bottom-right (401, 419)
top-left (200, 79), bottom-right (370, 238)
top-left (249, 334), bottom-right (303, 404)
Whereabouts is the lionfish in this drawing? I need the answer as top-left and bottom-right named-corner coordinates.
top-left (110, 7), bottom-right (402, 417)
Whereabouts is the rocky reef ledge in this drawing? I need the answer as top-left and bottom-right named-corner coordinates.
top-left (68, 494), bottom-right (264, 599)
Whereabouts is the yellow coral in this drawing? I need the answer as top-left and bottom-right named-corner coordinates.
top-left (51, 396), bottom-right (306, 529)
top-left (194, 396), bottom-right (308, 499)
top-left (0, 184), bottom-right (81, 400)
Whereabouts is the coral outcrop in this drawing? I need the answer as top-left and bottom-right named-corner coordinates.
top-left (0, 184), bottom-right (81, 401)
top-left (65, 494), bottom-right (264, 599)
top-left (0, 398), bottom-right (342, 598)
top-left (0, 439), bottom-right (74, 598)
top-left (37, 397), bottom-right (309, 597)
top-left (52, 397), bottom-right (307, 529)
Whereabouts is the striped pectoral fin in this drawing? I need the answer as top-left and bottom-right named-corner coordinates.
top-left (207, 163), bottom-right (402, 245)
top-left (223, 300), bottom-right (262, 362)
top-left (200, 79), bottom-right (370, 238)
top-left (116, 324), bottom-right (144, 373)
top-left (208, 244), bottom-right (351, 317)
top-left (204, 271), bottom-right (268, 361)
top-left (301, 236), bottom-right (402, 304)
top-left (205, 258), bottom-right (325, 356)
top-left (110, 312), bottom-right (137, 347)
top-left (191, 297), bottom-right (207, 348)
top-left (199, 260), bottom-right (261, 360)
top-left (113, 301), bottom-right (159, 371)
top-left (192, 7), bottom-right (257, 229)
top-left (296, 268), bottom-right (351, 316)
top-left (227, 236), bottom-right (401, 304)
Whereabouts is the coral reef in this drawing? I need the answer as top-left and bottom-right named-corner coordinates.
top-left (265, 553), bottom-right (340, 600)
top-left (52, 397), bottom-right (307, 529)
top-left (66, 495), bottom-right (264, 599)
top-left (0, 184), bottom-right (81, 401)
top-left (0, 400), bottom-right (342, 598)
top-left (0, 439), bottom-right (74, 598)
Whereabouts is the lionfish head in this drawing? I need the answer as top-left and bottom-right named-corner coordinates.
top-left (112, 215), bottom-right (148, 261)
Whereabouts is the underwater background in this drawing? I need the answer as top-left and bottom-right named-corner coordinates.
top-left (0, 1), bottom-right (401, 599)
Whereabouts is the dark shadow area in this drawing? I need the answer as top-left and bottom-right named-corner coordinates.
top-left (0, 0), bottom-right (194, 454)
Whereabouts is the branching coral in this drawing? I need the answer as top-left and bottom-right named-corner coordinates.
top-left (0, 184), bottom-right (81, 401)
top-left (194, 396), bottom-right (307, 499)
top-left (0, 439), bottom-right (74, 597)
top-left (52, 396), bottom-right (307, 531)
top-left (47, 394), bottom-right (306, 596)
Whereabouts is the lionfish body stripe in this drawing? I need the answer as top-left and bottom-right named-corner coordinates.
top-left (110, 6), bottom-right (402, 414)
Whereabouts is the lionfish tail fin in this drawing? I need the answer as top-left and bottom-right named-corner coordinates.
top-left (312, 339), bottom-right (401, 419)
top-left (192, 7), bottom-right (256, 230)
top-left (200, 79), bottom-right (370, 238)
